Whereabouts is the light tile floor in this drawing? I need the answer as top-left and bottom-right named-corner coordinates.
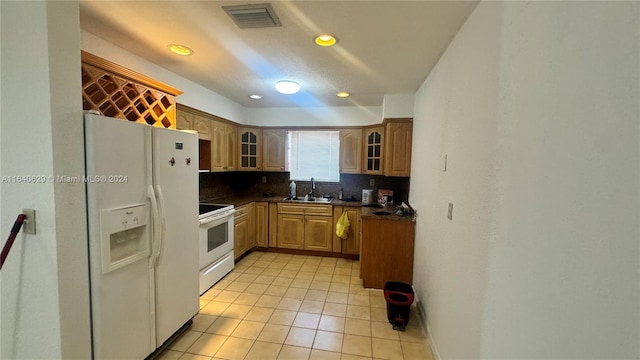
top-left (158, 252), bottom-right (434, 360)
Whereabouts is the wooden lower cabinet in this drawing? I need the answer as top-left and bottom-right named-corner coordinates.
top-left (255, 202), bottom-right (269, 247)
top-left (333, 207), bottom-right (361, 255)
top-left (276, 203), bottom-right (333, 252)
top-left (360, 218), bottom-right (415, 289)
top-left (247, 202), bottom-right (256, 249)
top-left (268, 203), bottom-right (278, 247)
top-left (277, 214), bottom-right (305, 249)
top-left (234, 207), bottom-right (249, 260)
top-left (304, 216), bottom-right (333, 252)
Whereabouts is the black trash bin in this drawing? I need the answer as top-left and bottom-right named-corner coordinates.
top-left (383, 281), bottom-right (414, 331)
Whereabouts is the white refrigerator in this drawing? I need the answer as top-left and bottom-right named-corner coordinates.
top-left (84, 114), bottom-right (199, 359)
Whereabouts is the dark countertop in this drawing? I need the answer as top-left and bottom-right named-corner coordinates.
top-left (203, 194), bottom-right (414, 221)
top-left (360, 205), bottom-right (416, 222)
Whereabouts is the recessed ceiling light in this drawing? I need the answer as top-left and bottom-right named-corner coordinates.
top-left (249, 94), bottom-right (263, 100)
top-left (315, 34), bottom-right (336, 47)
top-left (168, 44), bottom-right (193, 56)
top-left (275, 80), bottom-right (300, 94)
top-left (336, 92), bottom-right (350, 98)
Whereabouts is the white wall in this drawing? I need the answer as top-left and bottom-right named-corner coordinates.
top-left (483, 2), bottom-right (639, 358)
top-left (1, 1), bottom-right (91, 358)
top-left (410, 2), bottom-right (502, 358)
top-left (382, 94), bottom-right (414, 119)
top-left (247, 105), bottom-right (382, 127)
top-left (81, 31), bottom-right (248, 124)
top-left (410, 1), bottom-right (639, 359)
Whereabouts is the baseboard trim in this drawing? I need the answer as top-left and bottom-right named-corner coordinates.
top-left (415, 297), bottom-right (441, 360)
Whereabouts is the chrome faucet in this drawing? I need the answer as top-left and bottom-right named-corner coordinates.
top-left (308, 177), bottom-right (316, 197)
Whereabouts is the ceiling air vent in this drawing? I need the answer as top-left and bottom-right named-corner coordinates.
top-left (222, 3), bottom-right (282, 29)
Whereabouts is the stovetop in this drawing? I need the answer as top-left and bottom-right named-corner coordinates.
top-left (199, 203), bottom-right (228, 215)
top-left (199, 203), bottom-right (234, 219)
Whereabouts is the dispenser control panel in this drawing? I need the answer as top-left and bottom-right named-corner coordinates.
top-left (99, 204), bottom-right (149, 274)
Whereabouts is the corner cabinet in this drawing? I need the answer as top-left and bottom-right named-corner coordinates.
top-left (339, 129), bottom-right (363, 174)
top-left (238, 128), bottom-right (262, 171)
top-left (263, 129), bottom-right (287, 172)
top-left (384, 120), bottom-right (413, 177)
top-left (362, 126), bottom-right (385, 175)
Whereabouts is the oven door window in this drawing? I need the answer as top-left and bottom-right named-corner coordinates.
top-left (207, 223), bottom-right (228, 252)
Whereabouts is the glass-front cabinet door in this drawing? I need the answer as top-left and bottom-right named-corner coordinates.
top-left (363, 126), bottom-right (384, 174)
top-left (238, 128), bottom-right (262, 171)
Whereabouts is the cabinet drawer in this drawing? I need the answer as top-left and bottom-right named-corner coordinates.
top-left (277, 203), bottom-right (332, 216)
top-left (304, 205), bottom-right (332, 216)
top-left (278, 203), bottom-right (305, 215)
top-left (234, 205), bottom-right (248, 219)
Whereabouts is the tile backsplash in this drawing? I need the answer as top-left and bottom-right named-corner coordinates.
top-left (200, 171), bottom-right (410, 204)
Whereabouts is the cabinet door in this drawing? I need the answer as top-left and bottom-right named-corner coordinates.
top-left (238, 128), bottom-right (262, 171)
top-left (263, 129), bottom-right (286, 171)
top-left (339, 129), bottom-right (362, 174)
top-left (193, 115), bottom-right (212, 141)
top-left (277, 214), bottom-right (304, 249)
top-left (247, 203), bottom-right (256, 249)
top-left (362, 126), bottom-right (384, 174)
top-left (226, 124), bottom-right (236, 171)
top-left (210, 120), bottom-right (226, 172)
top-left (333, 207), bottom-right (361, 255)
top-left (176, 110), bottom-right (194, 131)
top-left (268, 203), bottom-right (278, 247)
top-left (304, 216), bottom-right (333, 252)
top-left (255, 202), bottom-right (269, 247)
top-left (234, 214), bottom-right (248, 259)
top-left (384, 121), bottom-right (412, 177)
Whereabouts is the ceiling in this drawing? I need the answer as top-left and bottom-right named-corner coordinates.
top-left (79, 1), bottom-right (478, 109)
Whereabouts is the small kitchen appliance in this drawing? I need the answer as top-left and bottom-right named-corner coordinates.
top-left (362, 189), bottom-right (375, 204)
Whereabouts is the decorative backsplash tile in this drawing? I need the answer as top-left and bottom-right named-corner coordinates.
top-left (200, 171), bottom-right (410, 204)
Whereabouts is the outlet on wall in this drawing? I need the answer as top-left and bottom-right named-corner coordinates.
top-left (369, 178), bottom-right (375, 187)
top-left (262, 176), bottom-right (267, 183)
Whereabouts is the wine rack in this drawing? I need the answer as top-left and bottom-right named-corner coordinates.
top-left (81, 51), bottom-right (182, 129)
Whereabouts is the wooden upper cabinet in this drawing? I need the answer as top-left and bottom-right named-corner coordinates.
top-left (263, 129), bottom-right (286, 172)
top-left (362, 126), bottom-right (385, 175)
top-left (226, 124), bottom-right (237, 171)
top-left (210, 120), bottom-right (226, 172)
top-left (339, 129), bottom-right (362, 174)
top-left (384, 120), bottom-right (413, 177)
top-left (210, 120), bottom-right (236, 171)
top-left (238, 128), bottom-right (262, 171)
top-left (176, 110), bottom-right (194, 131)
top-left (193, 115), bottom-right (212, 141)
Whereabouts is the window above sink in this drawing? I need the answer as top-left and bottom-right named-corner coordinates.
top-left (288, 130), bottom-right (340, 182)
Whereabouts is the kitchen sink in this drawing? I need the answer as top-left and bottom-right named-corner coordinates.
top-left (282, 197), bottom-right (333, 203)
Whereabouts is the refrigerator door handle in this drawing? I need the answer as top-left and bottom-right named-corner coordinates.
top-left (147, 185), bottom-right (160, 268)
top-left (154, 185), bottom-right (167, 266)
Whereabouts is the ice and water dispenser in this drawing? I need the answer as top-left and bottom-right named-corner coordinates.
top-left (99, 204), bottom-right (150, 273)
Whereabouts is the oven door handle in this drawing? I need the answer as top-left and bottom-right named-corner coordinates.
top-left (199, 209), bottom-right (236, 225)
top-left (147, 185), bottom-right (160, 268)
